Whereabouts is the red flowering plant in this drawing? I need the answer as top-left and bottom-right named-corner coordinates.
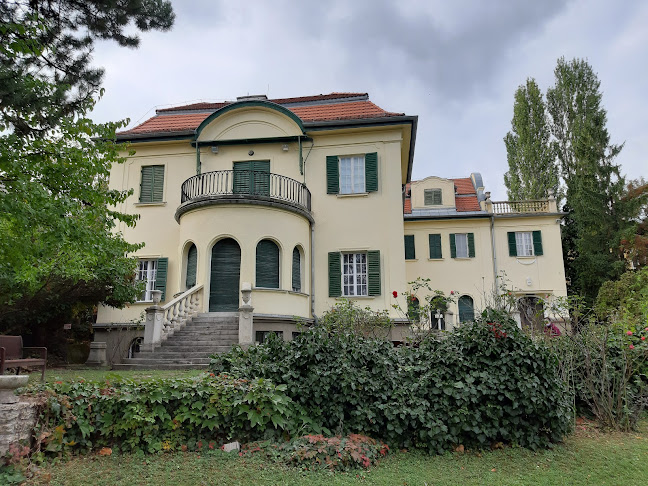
top-left (392, 277), bottom-right (455, 339)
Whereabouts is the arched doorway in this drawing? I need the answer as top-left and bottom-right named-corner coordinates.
top-left (209, 238), bottom-right (241, 312)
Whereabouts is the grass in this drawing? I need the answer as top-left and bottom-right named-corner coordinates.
top-left (24, 367), bottom-right (203, 384)
top-left (23, 421), bottom-right (648, 485)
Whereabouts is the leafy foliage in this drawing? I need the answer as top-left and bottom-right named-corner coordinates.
top-left (24, 374), bottom-right (303, 455)
top-left (503, 78), bottom-right (559, 202)
top-left (0, 0), bottom-right (174, 135)
top-left (317, 299), bottom-right (393, 339)
top-left (211, 311), bottom-right (571, 453)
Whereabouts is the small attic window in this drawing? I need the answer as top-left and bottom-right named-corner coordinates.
top-left (424, 188), bottom-right (442, 206)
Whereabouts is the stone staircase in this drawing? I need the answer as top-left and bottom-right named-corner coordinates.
top-left (114, 313), bottom-right (239, 370)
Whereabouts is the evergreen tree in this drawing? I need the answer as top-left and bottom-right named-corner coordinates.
top-left (503, 78), bottom-right (559, 201)
top-left (546, 57), bottom-right (627, 302)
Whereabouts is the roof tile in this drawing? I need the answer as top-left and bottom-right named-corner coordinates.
top-left (455, 196), bottom-right (482, 212)
top-left (452, 178), bottom-right (475, 195)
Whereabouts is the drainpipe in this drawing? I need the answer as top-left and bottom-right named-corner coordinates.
top-left (196, 143), bottom-right (201, 175)
top-left (486, 193), bottom-right (498, 289)
top-left (310, 222), bottom-right (315, 320)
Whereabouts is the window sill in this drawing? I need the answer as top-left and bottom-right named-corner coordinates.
top-left (405, 258), bottom-right (418, 261)
top-left (134, 202), bottom-right (166, 207)
top-left (288, 290), bottom-right (309, 297)
top-left (427, 258), bottom-right (444, 261)
top-left (337, 295), bottom-right (375, 300)
top-left (452, 257), bottom-right (474, 260)
top-left (337, 192), bottom-right (369, 198)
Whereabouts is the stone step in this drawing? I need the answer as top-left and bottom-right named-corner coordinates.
top-left (122, 357), bottom-right (212, 365)
top-left (164, 334), bottom-right (238, 342)
top-left (177, 325), bottom-right (239, 331)
top-left (160, 342), bottom-right (236, 349)
top-left (135, 351), bottom-right (223, 359)
top-left (170, 329), bottom-right (239, 335)
top-left (113, 363), bottom-right (209, 370)
top-left (137, 345), bottom-right (233, 354)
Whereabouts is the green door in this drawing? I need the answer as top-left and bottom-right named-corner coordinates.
top-left (233, 160), bottom-right (270, 196)
top-left (209, 238), bottom-right (241, 312)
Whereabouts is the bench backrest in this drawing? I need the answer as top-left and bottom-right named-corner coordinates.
top-left (0, 335), bottom-right (23, 359)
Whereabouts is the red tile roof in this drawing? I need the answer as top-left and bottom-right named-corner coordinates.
top-left (452, 178), bottom-right (475, 195)
top-left (119, 93), bottom-right (404, 136)
top-left (455, 196), bottom-right (482, 212)
top-left (403, 183), bottom-right (412, 214)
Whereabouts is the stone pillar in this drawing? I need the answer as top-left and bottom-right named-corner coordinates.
top-left (142, 290), bottom-right (164, 352)
top-left (85, 342), bottom-right (108, 368)
top-left (0, 375), bottom-right (37, 457)
top-left (238, 282), bottom-right (254, 348)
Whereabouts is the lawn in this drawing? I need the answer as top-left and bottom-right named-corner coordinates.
top-left (26, 367), bottom-right (203, 384)
top-left (25, 421), bottom-right (648, 485)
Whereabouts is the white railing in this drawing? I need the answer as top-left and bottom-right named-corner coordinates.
top-left (160, 285), bottom-right (204, 341)
top-left (491, 200), bottom-right (551, 214)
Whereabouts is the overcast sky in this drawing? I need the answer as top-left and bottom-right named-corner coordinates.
top-left (90, 0), bottom-right (647, 199)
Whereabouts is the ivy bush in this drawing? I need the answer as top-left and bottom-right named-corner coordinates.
top-left (24, 374), bottom-right (305, 454)
top-left (211, 309), bottom-right (571, 452)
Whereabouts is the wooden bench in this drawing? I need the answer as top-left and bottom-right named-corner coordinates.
top-left (0, 336), bottom-right (47, 381)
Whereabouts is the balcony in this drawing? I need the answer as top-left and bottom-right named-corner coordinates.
top-left (176, 170), bottom-right (312, 222)
top-left (489, 199), bottom-right (557, 215)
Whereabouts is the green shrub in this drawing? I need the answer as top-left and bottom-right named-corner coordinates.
top-left (211, 309), bottom-right (571, 452)
top-left (24, 374), bottom-right (303, 454)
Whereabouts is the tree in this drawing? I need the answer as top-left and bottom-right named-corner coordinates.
top-left (0, 2), bottom-right (174, 348)
top-left (546, 57), bottom-right (628, 303)
top-left (0, 0), bottom-right (174, 135)
top-left (619, 178), bottom-right (648, 269)
top-left (503, 78), bottom-right (559, 201)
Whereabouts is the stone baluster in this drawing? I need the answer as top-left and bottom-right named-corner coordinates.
top-left (143, 290), bottom-right (164, 352)
top-left (238, 282), bottom-right (254, 348)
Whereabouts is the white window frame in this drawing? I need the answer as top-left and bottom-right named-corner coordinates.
top-left (136, 259), bottom-right (157, 302)
top-left (342, 252), bottom-right (368, 296)
top-left (339, 156), bottom-right (365, 194)
top-left (515, 232), bottom-right (534, 257)
top-left (455, 233), bottom-right (469, 258)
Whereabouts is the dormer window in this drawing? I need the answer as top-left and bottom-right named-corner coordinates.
top-left (424, 188), bottom-right (442, 205)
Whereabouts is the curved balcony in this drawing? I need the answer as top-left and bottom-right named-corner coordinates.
top-left (176, 170), bottom-right (312, 222)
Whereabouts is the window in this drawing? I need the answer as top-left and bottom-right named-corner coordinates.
top-left (339, 156), bottom-right (365, 194)
top-left (424, 188), bottom-right (442, 205)
top-left (255, 330), bottom-right (283, 344)
top-left (508, 231), bottom-right (543, 257)
top-left (292, 247), bottom-right (302, 292)
top-left (404, 235), bottom-right (416, 260)
top-left (326, 152), bottom-right (378, 194)
top-left (343, 253), bottom-right (367, 296)
top-left (233, 160), bottom-right (270, 196)
top-left (328, 250), bottom-right (381, 297)
top-left (136, 258), bottom-right (169, 302)
top-left (458, 295), bottom-right (475, 322)
top-left (256, 240), bottom-right (279, 288)
top-left (185, 244), bottom-right (197, 289)
top-left (139, 165), bottom-right (164, 203)
top-left (450, 233), bottom-right (475, 258)
top-left (428, 234), bottom-right (442, 259)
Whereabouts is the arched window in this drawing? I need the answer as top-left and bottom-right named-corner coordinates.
top-left (292, 247), bottom-right (301, 292)
top-left (407, 296), bottom-right (420, 321)
top-left (458, 295), bottom-right (474, 323)
top-left (185, 243), bottom-right (197, 289)
top-left (256, 239), bottom-right (279, 288)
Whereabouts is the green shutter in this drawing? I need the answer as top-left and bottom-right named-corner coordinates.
top-left (433, 189), bottom-right (442, 205)
top-left (450, 234), bottom-right (456, 258)
top-left (533, 230), bottom-right (543, 256)
top-left (328, 252), bottom-right (341, 297)
top-left (326, 155), bottom-right (339, 194)
top-left (458, 296), bottom-right (475, 322)
top-left (292, 247), bottom-right (301, 292)
top-left (508, 232), bottom-right (517, 256)
top-left (429, 234), bottom-right (442, 259)
top-left (252, 160), bottom-right (270, 196)
top-left (468, 233), bottom-right (475, 258)
top-left (233, 161), bottom-right (252, 194)
top-left (367, 250), bottom-right (381, 296)
top-left (139, 165), bottom-right (164, 203)
top-left (185, 244), bottom-right (197, 289)
top-left (404, 235), bottom-right (415, 260)
top-left (209, 238), bottom-right (241, 312)
top-left (256, 240), bottom-right (279, 288)
top-left (424, 189), bottom-right (442, 205)
top-left (154, 257), bottom-right (168, 301)
top-left (365, 152), bottom-right (378, 192)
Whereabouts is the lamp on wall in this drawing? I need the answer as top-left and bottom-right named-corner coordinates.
top-left (282, 144), bottom-right (289, 151)
top-left (211, 146), bottom-right (219, 154)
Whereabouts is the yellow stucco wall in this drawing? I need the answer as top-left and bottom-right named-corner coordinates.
top-left (410, 177), bottom-right (456, 209)
top-left (97, 108), bottom-right (411, 324)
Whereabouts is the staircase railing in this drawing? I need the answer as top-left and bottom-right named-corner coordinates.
top-left (143, 285), bottom-right (204, 351)
top-left (160, 285), bottom-right (204, 341)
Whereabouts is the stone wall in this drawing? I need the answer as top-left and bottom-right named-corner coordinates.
top-left (0, 376), bottom-right (39, 458)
